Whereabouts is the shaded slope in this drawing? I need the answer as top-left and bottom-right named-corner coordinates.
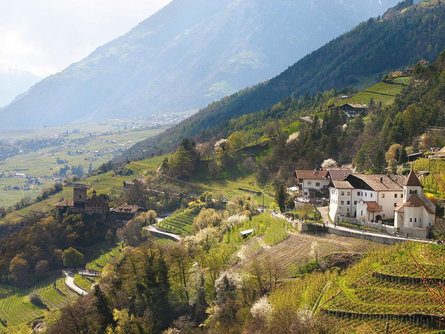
top-left (118, 2), bottom-right (445, 162)
top-left (0, 0), bottom-right (400, 127)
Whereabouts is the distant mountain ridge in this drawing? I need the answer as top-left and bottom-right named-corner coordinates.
top-left (117, 1), bottom-right (445, 163)
top-left (0, 68), bottom-right (39, 108)
top-left (0, 0), bottom-right (400, 128)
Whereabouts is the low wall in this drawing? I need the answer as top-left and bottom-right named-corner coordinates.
top-left (340, 216), bottom-right (395, 234)
top-left (327, 226), bottom-right (401, 245)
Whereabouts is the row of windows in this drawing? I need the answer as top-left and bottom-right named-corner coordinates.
top-left (307, 181), bottom-right (321, 187)
top-left (410, 217), bottom-right (421, 223)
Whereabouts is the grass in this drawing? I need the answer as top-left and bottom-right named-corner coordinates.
top-left (86, 244), bottom-right (122, 272)
top-left (224, 212), bottom-right (289, 246)
top-left (338, 78), bottom-right (411, 108)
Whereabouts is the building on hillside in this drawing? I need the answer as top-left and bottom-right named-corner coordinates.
top-left (338, 103), bottom-right (366, 118)
top-left (430, 146), bottom-right (445, 159)
top-left (329, 174), bottom-right (405, 223)
top-left (395, 170), bottom-right (436, 239)
top-left (110, 204), bottom-right (143, 220)
top-left (55, 185), bottom-right (108, 220)
top-left (295, 168), bottom-right (352, 198)
top-left (328, 171), bottom-right (435, 239)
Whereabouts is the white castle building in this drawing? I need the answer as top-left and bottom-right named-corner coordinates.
top-left (329, 170), bottom-right (435, 239)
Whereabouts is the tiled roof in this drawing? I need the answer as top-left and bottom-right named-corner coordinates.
top-left (295, 169), bottom-right (328, 180)
top-left (113, 205), bottom-right (140, 214)
top-left (332, 180), bottom-right (354, 189)
top-left (404, 194), bottom-right (435, 214)
top-left (327, 168), bottom-right (352, 181)
top-left (344, 103), bottom-right (366, 109)
top-left (404, 170), bottom-right (423, 187)
top-left (351, 174), bottom-right (404, 191)
top-left (55, 200), bottom-right (74, 208)
top-left (364, 201), bottom-right (383, 212)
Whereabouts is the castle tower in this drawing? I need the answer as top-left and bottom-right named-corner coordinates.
top-left (73, 186), bottom-right (87, 207)
top-left (402, 170), bottom-right (422, 203)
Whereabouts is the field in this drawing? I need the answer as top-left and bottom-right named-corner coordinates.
top-left (319, 243), bottom-right (445, 333)
top-left (338, 77), bottom-right (411, 107)
top-left (0, 277), bottom-right (78, 330)
top-left (231, 224), bottom-right (383, 276)
top-left (157, 209), bottom-right (197, 236)
top-left (0, 126), bottom-right (165, 208)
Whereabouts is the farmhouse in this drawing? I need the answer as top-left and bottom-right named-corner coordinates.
top-left (338, 103), bottom-right (366, 118)
top-left (328, 171), bottom-right (435, 239)
top-left (294, 167), bottom-right (352, 198)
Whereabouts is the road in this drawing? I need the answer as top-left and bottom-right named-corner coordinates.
top-left (144, 224), bottom-right (182, 241)
top-left (62, 270), bottom-right (87, 296)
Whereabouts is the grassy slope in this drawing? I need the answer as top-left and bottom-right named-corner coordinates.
top-left (338, 77), bottom-right (411, 107)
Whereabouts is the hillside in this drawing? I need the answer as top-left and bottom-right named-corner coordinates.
top-left (0, 0), bottom-right (400, 128)
top-left (118, 1), bottom-right (445, 162)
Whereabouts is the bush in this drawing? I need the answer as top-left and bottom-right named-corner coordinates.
top-left (29, 291), bottom-right (48, 309)
top-left (299, 260), bottom-right (320, 274)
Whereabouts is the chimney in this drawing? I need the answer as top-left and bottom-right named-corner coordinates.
top-left (380, 177), bottom-right (383, 183)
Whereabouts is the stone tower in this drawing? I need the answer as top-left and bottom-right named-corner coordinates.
top-left (402, 170), bottom-right (422, 202)
top-left (73, 186), bottom-right (87, 207)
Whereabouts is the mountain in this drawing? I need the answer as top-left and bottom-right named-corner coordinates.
top-left (0, 0), bottom-right (401, 128)
top-left (117, 1), bottom-right (445, 163)
top-left (0, 68), bottom-right (39, 107)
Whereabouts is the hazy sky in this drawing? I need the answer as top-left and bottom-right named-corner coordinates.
top-left (0, 0), bottom-right (173, 77)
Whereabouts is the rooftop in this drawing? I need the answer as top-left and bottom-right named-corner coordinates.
top-left (349, 174), bottom-right (404, 191)
top-left (404, 170), bottom-right (422, 187)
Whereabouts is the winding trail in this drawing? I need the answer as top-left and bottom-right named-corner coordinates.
top-left (62, 270), bottom-right (87, 296)
top-left (144, 224), bottom-right (182, 241)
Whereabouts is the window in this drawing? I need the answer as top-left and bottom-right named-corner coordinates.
top-left (341, 191), bottom-right (344, 196)
top-left (347, 191), bottom-right (350, 196)
top-left (394, 194), bottom-right (398, 198)
top-left (354, 201), bottom-right (357, 205)
top-left (357, 192), bottom-right (361, 196)
top-left (410, 218), bottom-right (412, 223)
top-left (308, 181), bottom-right (312, 186)
top-left (419, 218), bottom-right (422, 223)
top-left (316, 182), bottom-right (320, 187)
top-left (347, 201), bottom-right (350, 205)
top-left (394, 203), bottom-right (397, 207)
top-left (360, 210), bottom-right (363, 216)
top-left (382, 194), bottom-right (385, 199)
top-left (414, 218), bottom-right (417, 223)
top-left (365, 193), bottom-right (367, 197)
top-left (341, 201), bottom-right (344, 205)
top-left (370, 193), bottom-right (373, 198)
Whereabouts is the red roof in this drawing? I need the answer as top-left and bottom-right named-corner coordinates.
top-left (295, 169), bottom-right (328, 180)
top-left (114, 205), bottom-right (140, 214)
top-left (404, 170), bottom-right (422, 187)
top-left (55, 200), bottom-right (74, 208)
top-left (364, 201), bottom-right (383, 212)
top-left (404, 194), bottom-right (435, 214)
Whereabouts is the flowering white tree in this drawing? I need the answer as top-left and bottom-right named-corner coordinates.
top-left (321, 158), bottom-right (337, 168)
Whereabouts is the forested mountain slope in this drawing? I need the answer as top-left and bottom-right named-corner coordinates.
top-left (118, 1), bottom-right (445, 163)
top-left (0, 0), bottom-right (400, 128)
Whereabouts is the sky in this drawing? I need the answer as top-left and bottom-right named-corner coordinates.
top-left (0, 0), bottom-right (173, 78)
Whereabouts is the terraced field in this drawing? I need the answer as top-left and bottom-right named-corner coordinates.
top-left (319, 243), bottom-right (445, 333)
top-left (338, 77), bottom-right (411, 107)
top-left (157, 210), bottom-right (197, 236)
top-left (0, 277), bottom-right (77, 330)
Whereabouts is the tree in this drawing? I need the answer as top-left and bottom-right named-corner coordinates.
top-left (169, 138), bottom-right (201, 179)
top-left (62, 247), bottom-right (84, 267)
top-left (373, 147), bottom-right (386, 174)
top-left (125, 180), bottom-right (148, 209)
top-left (9, 255), bottom-right (30, 286)
top-left (228, 131), bottom-right (244, 151)
top-left (193, 208), bottom-right (221, 231)
top-left (275, 184), bottom-right (288, 213)
top-left (35, 260), bottom-right (49, 279)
